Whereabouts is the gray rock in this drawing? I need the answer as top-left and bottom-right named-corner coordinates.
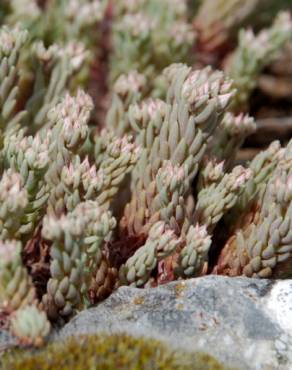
top-left (58, 276), bottom-right (292, 370)
top-left (0, 330), bottom-right (17, 355)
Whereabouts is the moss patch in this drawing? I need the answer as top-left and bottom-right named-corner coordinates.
top-left (1, 333), bottom-right (234, 370)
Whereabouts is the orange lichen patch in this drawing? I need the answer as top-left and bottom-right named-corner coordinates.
top-left (175, 281), bottom-right (187, 298)
top-left (176, 303), bottom-right (184, 311)
top-left (133, 296), bottom-right (145, 305)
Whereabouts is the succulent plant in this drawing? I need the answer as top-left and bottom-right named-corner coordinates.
top-left (0, 1), bottom-right (291, 354)
top-left (194, 0), bottom-right (291, 56)
top-left (0, 25), bottom-right (28, 132)
top-left (215, 140), bottom-right (292, 278)
top-left (208, 112), bottom-right (256, 169)
top-left (10, 304), bottom-right (51, 347)
top-left (110, 0), bottom-right (196, 92)
top-left (2, 0), bottom-right (108, 131)
top-left (119, 221), bottom-right (183, 287)
top-left (225, 11), bottom-right (292, 111)
top-left (6, 0), bottom-right (107, 47)
top-left (0, 240), bottom-right (37, 312)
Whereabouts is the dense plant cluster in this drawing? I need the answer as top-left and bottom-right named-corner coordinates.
top-left (0, 0), bottom-right (291, 351)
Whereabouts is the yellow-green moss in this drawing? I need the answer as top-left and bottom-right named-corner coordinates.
top-left (1, 333), bottom-right (234, 370)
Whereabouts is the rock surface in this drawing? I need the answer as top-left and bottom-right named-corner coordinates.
top-left (58, 276), bottom-right (292, 370)
top-left (0, 330), bottom-right (17, 354)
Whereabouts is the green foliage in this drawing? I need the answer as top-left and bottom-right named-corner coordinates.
top-left (2, 333), bottom-right (231, 370)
